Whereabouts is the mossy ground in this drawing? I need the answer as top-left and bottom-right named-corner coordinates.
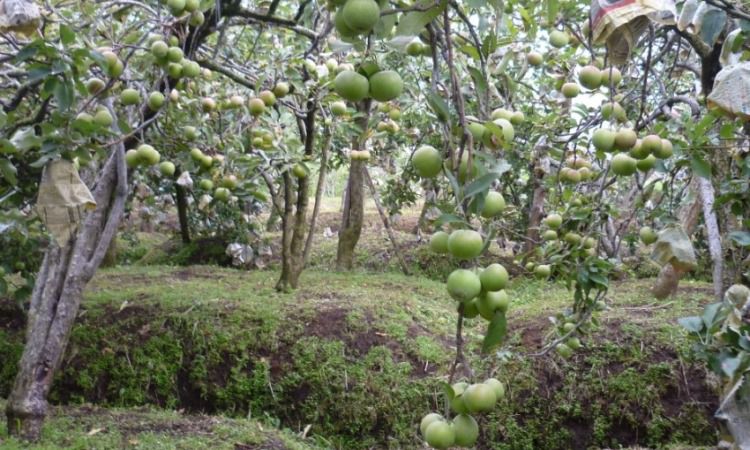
top-left (0, 398), bottom-right (321, 450)
top-left (0, 262), bottom-right (718, 449)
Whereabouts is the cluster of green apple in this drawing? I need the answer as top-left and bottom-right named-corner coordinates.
top-left (419, 377), bottom-right (505, 449)
top-left (196, 174), bottom-right (238, 202)
top-left (165, 0), bottom-right (205, 26)
top-left (592, 128), bottom-right (674, 176)
top-left (527, 212), bottom-right (597, 279)
top-left (375, 102), bottom-right (402, 134)
top-left (333, 63), bottom-right (404, 104)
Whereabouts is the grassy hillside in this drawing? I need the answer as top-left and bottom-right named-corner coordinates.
top-left (0, 265), bottom-right (718, 449)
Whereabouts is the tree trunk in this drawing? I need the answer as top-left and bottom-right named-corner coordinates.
top-left (175, 182), bottom-right (191, 243)
top-left (698, 175), bottom-right (723, 301)
top-left (523, 140), bottom-right (547, 254)
top-left (336, 159), bottom-right (365, 270)
top-left (6, 102), bottom-right (127, 441)
top-left (275, 100), bottom-right (316, 291)
top-left (336, 102), bottom-right (370, 271)
top-left (303, 128), bottom-right (331, 265)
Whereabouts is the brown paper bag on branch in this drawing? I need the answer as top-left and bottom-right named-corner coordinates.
top-left (36, 159), bottom-right (97, 247)
top-left (0, 0), bottom-right (40, 36)
top-left (650, 224), bottom-right (696, 299)
top-left (591, 0), bottom-right (676, 64)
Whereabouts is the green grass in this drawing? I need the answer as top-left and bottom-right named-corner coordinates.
top-left (0, 266), bottom-right (719, 449)
top-left (0, 398), bottom-right (322, 450)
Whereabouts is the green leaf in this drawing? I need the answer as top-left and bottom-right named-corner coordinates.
top-left (678, 316), bottom-right (704, 333)
top-left (10, 128), bottom-right (41, 152)
top-left (468, 67), bottom-right (487, 98)
top-left (729, 231), bottom-right (750, 247)
top-left (441, 381), bottom-right (455, 401)
top-left (700, 9), bottom-right (727, 46)
top-left (60, 24), bottom-right (75, 45)
top-left (425, 91), bottom-right (450, 122)
top-left (702, 302), bottom-right (723, 329)
top-left (463, 171), bottom-right (500, 199)
top-left (395, 0), bottom-right (446, 36)
top-left (721, 354), bottom-right (742, 378)
top-left (482, 310), bottom-right (507, 354)
top-left (691, 155), bottom-right (711, 178)
top-left (0, 159), bottom-right (17, 185)
top-left (433, 213), bottom-right (468, 228)
top-left (545, 0), bottom-right (559, 24)
top-left (53, 79), bottom-right (74, 111)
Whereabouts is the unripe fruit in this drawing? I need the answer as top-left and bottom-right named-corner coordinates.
top-left (148, 91), bottom-right (165, 110)
top-left (184, 126), bottom-right (198, 140)
top-left (534, 264), bottom-right (551, 279)
top-left (369, 70), bottom-right (403, 102)
top-left (136, 144), bottom-right (160, 165)
top-left (556, 343), bottom-right (573, 358)
top-left (86, 78), bottom-right (105, 94)
top-left (481, 191), bottom-right (506, 217)
top-left (221, 175), bottom-right (238, 190)
top-left (564, 232), bottom-right (582, 246)
top-left (510, 111), bottom-right (525, 124)
top-left (491, 108), bottom-right (512, 120)
top-left (446, 269), bottom-right (482, 302)
top-left (601, 67), bottom-right (622, 86)
top-left (411, 145), bottom-right (442, 178)
top-left (611, 153), bottom-right (637, 176)
top-left (614, 128), bottom-right (637, 150)
top-left (167, 46), bottom-right (183, 63)
top-left (567, 337), bottom-right (582, 350)
top-left (451, 414), bottom-right (479, 447)
top-left (578, 65), bottom-right (601, 89)
top-left (654, 138), bottom-right (673, 158)
top-left (120, 88), bottom-right (140, 105)
top-left (477, 290), bottom-right (509, 320)
top-left (151, 40), bottom-right (169, 58)
top-left (388, 108), bottom-right (401, 120)
top-left (467, 122), bottom-right (485, 140)
top-left (583, 237), bottom-right (597, 249)
top-left (420, 413), bottom-right (444, 437)
top-left (447, 229), bottom-right (483, 260)
top-left (640, 226), bottom-right (658, 244)
top-left (182, 60), bottom-right (201, 78)
top-left (592, 128), bottom-right (615, 152)
top-left (561, 82), bottom-right (580, 98)
top-left (463, 383), bottom-right (497, 413)
top-left (629, 139), bottom-right (648, 159)
top-left (330, 101), bottom-right (347, 116)
top-left (184, 0), bottom-right (199, 12)
top-left (189, 10), bottom-right (205, 26)
top-left (480, 263), bottom-right (509, 291)
top-left (273, 82), bottom-right (290, 98)
top-left (406, 40), bottom-right (424, 56)
top-left (484, 378), bottom-right (505, 398)
top-left (334, 70), bottom-right (369, 102)
top-left (201, 97), bottom-right (216, 112)
top-left (637, 154), bottom-right (657, 172)
top-left (462, 299), bottom-right (480, 318)
top-left (93, 108), bottom-right (113, 127)
top-left (248, 98), bottom-right (266, 115)
top-left (640, 135), bottom-right (662, 156)
top-left (167, 62), bottom-right (182, 78)
top-left (549, 30), bottom-right (569, 48)
top-left (229, 95), bottom-right (244, 108)
top-left (543, 230), bottom-right (558, 241)
top-left (342, 0), bottom-right (380, 33)
top-left (125, 149), bottom-right (140, 168)
top-left (292, 164), bottom-right (308, 179)
top-left (526, 51), bottom-right (543, 66)
top-left (560, 167), bottom-right (581, 184)
top-left (214, 187), bottom-right (231, 201)
top-left (259, 90), bottom-right (276, 106)
top-left (424, 420), bottom-right (455, 450)
top-left (544, 213), bottom-right (563, 229)
top-left (429, 231), bottom-right (450, 253)
top-left (200, 155), bottom-right (213, 168)
top-left (199, 179), bottom-right (214, 190)
top-left (450, 382), bottom-right (469, 414)
top-left (190, 148), bottom-right (204, 161)
top-left (159, 161), bottom-right (175, 177)
top-left (168, 0), bottom-right (185, 14)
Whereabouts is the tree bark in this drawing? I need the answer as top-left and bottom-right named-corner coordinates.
top-left (6, 102), bottom-right (127, 441)
top-left (336, 102), bottom-right (370, 271)
top-left (302, 128), bottom-right (331, 265)
top-left (336, 159), bottom-right (365, 270)
top-left (175, 182), bottom-right (191, 243)
top-left (698, 175), bottom-right (724, 301)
